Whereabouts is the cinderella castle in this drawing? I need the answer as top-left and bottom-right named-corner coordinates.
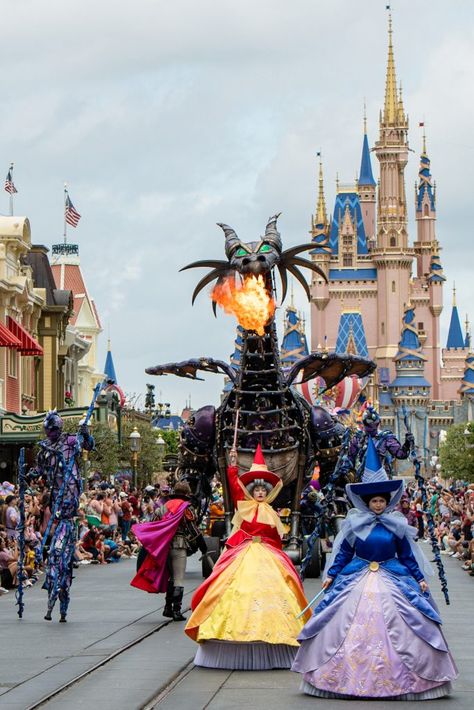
top-left (280, 16), bottom-right (474, 468)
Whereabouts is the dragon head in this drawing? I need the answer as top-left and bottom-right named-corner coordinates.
top-left (181, 213), bottom-right (327, 309)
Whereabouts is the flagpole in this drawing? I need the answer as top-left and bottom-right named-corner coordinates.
top-left (9, 163), bottom-right (14, 216)
top-left (64, 183), bottom-right (68, 244)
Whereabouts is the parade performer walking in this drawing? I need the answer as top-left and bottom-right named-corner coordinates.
top-left (185, 444), bottom-right (310, 670)
top-left (292, 438), bottom-right (457, 700)
top-left (340, 405), bottom-right (413, 479)
top-left (29, 411), bottom-right (94, 622)
top-left (130, 481), bottom-right (207, 621)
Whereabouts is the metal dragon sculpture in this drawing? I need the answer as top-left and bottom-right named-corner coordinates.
top-left (147, 214), bottom-right (376, 565)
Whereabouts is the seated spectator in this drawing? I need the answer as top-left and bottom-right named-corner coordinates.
top-left (102, 528), bottom-right (121, 563)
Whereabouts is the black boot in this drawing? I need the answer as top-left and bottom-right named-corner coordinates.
top-left (44, 608), bottom-right (53, 621)
top-left (172, 586), bottom-right (186, 621)
top-left (59, 614), bottom-right (67, 623)
top-left (163, 580), bottom-right (174, 618)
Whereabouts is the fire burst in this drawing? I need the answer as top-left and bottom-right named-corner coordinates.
top-left (212, 275), bottom-right (276, 336)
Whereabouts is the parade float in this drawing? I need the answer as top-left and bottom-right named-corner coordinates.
top-left (147, 214), bottom-right (376, 575)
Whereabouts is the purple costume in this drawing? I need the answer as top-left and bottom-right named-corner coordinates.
top-left (292, 437), bottom-right (457, 700)
top-left (31, 411), bottom-right (94, 621)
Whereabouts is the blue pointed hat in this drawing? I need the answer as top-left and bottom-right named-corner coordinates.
top-left (347, 437), bottom-right (403, 498)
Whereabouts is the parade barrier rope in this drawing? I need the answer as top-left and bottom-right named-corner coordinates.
top-left (15, 447), bottom-right (27, 619)
top-left (402, 406), bottom-right (450, 605)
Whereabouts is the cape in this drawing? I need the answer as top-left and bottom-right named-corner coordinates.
top-left (130, 500), bottom-right (189, 594)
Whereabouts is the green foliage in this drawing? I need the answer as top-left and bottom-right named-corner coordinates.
top-left (88, 423), bottom-right (121, 479)
top-left (439, 422), bottom-right (474, 482)
top-left (120, 421), bottom-right (179, 486)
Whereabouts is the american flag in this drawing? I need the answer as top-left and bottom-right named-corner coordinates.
top-left (4, 168), bottom-right (17, 195)
top-left (65, 193), bottom-right (81, 227)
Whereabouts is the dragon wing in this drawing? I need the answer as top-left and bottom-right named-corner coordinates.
top-left (146, 357), bottom-right (237, 382)
top-left (285, 352), bottom-right (376, 389)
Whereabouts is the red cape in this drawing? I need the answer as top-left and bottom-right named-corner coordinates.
top-left (130, 500), bottom-right (189, 593)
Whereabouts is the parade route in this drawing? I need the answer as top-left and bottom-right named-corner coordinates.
top-left (0, 551), bottom-right (471, 709)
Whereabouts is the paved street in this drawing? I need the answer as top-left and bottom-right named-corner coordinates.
top-left (0, 551), bottom-right (471, 709)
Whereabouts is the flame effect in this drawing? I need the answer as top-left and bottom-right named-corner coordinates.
top-left (212, 275), bottom-right (276, 335)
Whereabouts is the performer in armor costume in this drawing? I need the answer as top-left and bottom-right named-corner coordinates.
top-left (341, 406), bottom-right (413, 479)
top-left (292, 438), bottom-right (458, 700)
top-left (30, 410), bottom-right (94, 622)
top-left (131, 481), bottom-right (207, 621)
top-left (185, 444), bottom-right (310, 670)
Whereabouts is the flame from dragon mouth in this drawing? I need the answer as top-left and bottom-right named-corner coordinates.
top-left (211, 275), bottom-right (276, 336)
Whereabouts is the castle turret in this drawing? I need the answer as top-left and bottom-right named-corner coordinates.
top-left (310, 157), bottom-right (331, 350)
top-left (441, 285), bottom-right (469, 400)
top-left (281, 296), bottom-right (309, 368)
top-left (372, 14), bottom-right (413, 376)
top-left (358, 108), bottom-right (376, 243)
top-left (104, 338), bottom-right (118, 383)
top-left (414, 133), bottom-right (437, 278)
top-left (390, 304), bottom-right (430, 469)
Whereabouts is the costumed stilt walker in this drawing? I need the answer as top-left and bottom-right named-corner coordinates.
top-left (29, 410), bottom-right (94, 622)
top-left (292, 437), bottom-right (457, 700)
top-left (185, 444), bottom-right (311, 670)
top-left (130, 481), bottom-right (208, 621)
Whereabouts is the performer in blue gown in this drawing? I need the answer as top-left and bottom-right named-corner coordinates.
top-left (292, 437), bottom-right (458, 700)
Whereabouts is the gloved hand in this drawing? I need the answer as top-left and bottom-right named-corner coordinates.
top-left (79, 423), bottom-right (90, 436)
top-left (405, 432), bottom-right (415, 446)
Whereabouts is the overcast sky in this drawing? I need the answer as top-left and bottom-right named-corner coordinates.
top-left (1, 0), bottom-right (473, 412)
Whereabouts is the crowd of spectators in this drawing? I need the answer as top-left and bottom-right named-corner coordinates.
top-left (0, 478), bottom-right (181, 595)
top-left (398, 478), bottom-right (474, 577)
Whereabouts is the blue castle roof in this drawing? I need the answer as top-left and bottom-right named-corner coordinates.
top-left (104, 343), bottom-right (118, 383)
top-left (359, 133), bottom-right (376, 186)
top-left (394, 306), bottom-right (426, 363)
top-left (427, 254), bottom-right (446, 283)
top-left (416, 151), bottom-right (436, 213)
top-left (460, 353), bottom-right (474, 396)
top-left (335, 311), bottom-right (369, 358)
top-left (329, 192), bottom-right (368, 255)
top-left (281, 306), bottom-right (309, 365)
top-left (446, 305), bottom-right (465, 349)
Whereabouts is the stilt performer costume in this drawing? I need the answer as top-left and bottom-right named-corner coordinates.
top-left (28, 410), bottom-right (94, 622)
top-left (292, 438), bottom-right (457, 700)
top-left (185, 444), bottom-right (310, 670)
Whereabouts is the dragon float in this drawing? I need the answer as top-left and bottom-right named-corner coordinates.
top-left (147, 214), bottom-right (376, 572)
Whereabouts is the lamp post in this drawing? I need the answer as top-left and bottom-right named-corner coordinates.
top-left (156, 434), bottom-right (165, 475)
top-left (129, 427), bottom-right (142, 490)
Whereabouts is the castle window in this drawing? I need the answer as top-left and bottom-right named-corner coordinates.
top-left (381, 322), bottom-right (385, 335)
top-left (418, 322), bottom-right (424, 331)
top-left (343, 236), bottom-right (353, 246)
top-left (390, 236), bottom-right (397, 247)
top-left (423, 203), bottom-right (429, 217)
top-left (391, 281), bottom-right (396, 293)
top-left (343, 254), bottom-right (353, 267)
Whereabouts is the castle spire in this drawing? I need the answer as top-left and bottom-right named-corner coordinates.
top-left (315, 155), bottom-right (327, 225)
top-left (416, 131), bottom-right (435, 213)
top-left (446, 283), bottom-right (465, 349)
top-left (359, 115), bottom-right (376, 187)
top-left (280, 303), bottom-right (309, 367)
top-left (104, 339), bottom-right (118, 384)
top-left (383, 13), bottom-right (400, 125)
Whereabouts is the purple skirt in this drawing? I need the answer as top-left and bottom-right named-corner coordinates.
top-left (292, 569), bottom-right (457, 699)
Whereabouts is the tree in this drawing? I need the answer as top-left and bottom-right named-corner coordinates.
top-left (120, 420), bottom-right (176, 487)
top-left (160, 429), bottom-right (179, 454)
top-left (439, 422), bottom-right (474, 482)
top-left (88, 423), bottom-right (121, 480)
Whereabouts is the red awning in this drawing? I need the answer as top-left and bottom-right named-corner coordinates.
top-left (0, 321), bottom-right (22, 349)
top-left (7, 316), bottom-right (43, 356)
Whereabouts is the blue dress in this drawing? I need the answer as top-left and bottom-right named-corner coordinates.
top-left (292, 522), bottom-right (458, 699)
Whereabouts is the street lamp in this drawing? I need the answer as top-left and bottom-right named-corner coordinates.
top-left (156, 434), bottom-right (166, 474)
top-left (129, 427), bottom-right (142, 489)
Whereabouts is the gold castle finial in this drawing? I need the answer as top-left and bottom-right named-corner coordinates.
top-left (363, 98), bottom-right (367, 134)
top-left (422, 123), bottom-right (427, 155)
top-left (315, 153), bottom-right (327, 225)
top-left (383, 11), bottom-right (399, 125)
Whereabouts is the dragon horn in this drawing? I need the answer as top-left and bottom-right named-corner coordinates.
top-left (264, 212), bottom-right (282, 252)
top-left (217, 223), bottom-right (241, 260)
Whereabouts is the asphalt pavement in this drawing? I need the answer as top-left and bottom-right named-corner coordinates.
top-left (0, 548), bottom-right (471, 709)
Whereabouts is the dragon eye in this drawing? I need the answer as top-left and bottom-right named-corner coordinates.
top-left (235, 247), bottom-right (248, 257)
top-left (259, 244), bottom-right (272, 253)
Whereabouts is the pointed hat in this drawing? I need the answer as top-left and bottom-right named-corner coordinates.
top-left (347, 436), bottom-right (403, 497)
top-left (239, 443), bottom-right (281, 488)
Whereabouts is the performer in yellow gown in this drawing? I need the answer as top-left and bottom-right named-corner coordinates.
top-left (185, 444), bottom-right (310, 669)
